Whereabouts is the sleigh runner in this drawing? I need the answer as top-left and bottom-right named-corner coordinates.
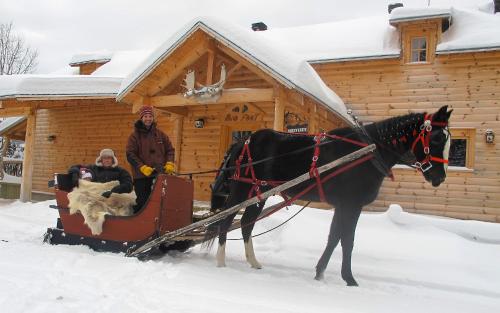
top-left (44, 144), bottom-right (376, 257)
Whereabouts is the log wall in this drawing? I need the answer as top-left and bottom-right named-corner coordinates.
top-left (313, 50), bottom-right (500, 222)
top-left (31, 99), bottom-right (175, 193)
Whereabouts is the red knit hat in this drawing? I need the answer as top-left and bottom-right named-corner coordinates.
top-left (139, 106), bottom-right (154, 119)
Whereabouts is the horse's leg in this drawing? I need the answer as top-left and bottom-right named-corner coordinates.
top-left (240, 201), bottom-right (265, 269)
top-left (216, 212), bottom-right (238, 267)
top-left (315, 208), bottom-right (341, 280)
top-left (339, 207), bottom-right (362, 286)
top-left (215, 185), bottom-right (248, 267)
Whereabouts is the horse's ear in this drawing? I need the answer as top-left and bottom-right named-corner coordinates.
top-left (435, 105), bottom-right (452, 122)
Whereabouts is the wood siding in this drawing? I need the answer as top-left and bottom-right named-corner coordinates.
top-left (31, 99), bottom-right (175, 193)
top-left (313, 50), bottom-right (500, 222)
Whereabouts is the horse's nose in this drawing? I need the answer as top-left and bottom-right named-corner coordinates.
top-left (432, 176), bottom-right (445, 187)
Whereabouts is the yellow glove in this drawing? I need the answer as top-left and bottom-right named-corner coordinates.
top-left (164, 162), bottom-right (175, 175)
top-left (140, 165), bottom-right (154, 177)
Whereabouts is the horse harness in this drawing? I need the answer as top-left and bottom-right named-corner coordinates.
top-left (230, 113), bottom-right (448, 204)
top-left (232, 133), bottom-right (373, 203)
top-left (410, 113), bottom-right (449, 172)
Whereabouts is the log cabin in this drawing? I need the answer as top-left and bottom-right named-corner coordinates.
top-left (0, 4), bottom-right (498, 222)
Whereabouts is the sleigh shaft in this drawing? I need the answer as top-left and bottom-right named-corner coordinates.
top-left (126, 144), bottom-right (376, 257)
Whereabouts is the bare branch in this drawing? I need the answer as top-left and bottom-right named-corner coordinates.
top-left (0, 22), bottom-right (39, 75)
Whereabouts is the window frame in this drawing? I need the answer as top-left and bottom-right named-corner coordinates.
top-left (448, 127), bottom-right (475, 170)
top-left (410, 36), bottom-right (428, 63)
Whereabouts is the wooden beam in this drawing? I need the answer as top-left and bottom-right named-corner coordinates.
top-left (0, 107), bottom-right (30, 117)
top-left (206, 50), bottom-right (215, 85)
top-left (173, 116), bottom-right (184, 171)
top-left (150, 88), bottom-right (274, 107)
top-left (156, 106), bottom-right (188, 116)
top-left (274, 87), bottom-right (286, 131)
top-left (226, 63), bottom-right (242, 80)
top-left (216, 43), bottom-right (277, 86)
top-left (148, 34), bottom-right (210, 96)
top-left (20, 108), bottom-right (36, 202)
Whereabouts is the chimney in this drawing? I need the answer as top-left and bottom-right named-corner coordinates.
top-left (388, 3), bottom-right (404, 14)
top-left (495, 0), bottom-right (500, 13)
top-left (251, 22), bottom-right (267, 31)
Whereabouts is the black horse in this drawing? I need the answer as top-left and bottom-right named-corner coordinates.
top-left (207, 106), bottom-right (452, 286)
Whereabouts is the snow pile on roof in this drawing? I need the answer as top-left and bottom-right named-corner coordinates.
top-left (257, 16), bottom-right (400, 63)
top-left (92, 50), bottom-right (152, 77)
top-left (118, 17), bottom-right (351, 123)
top-left (69, 50), bottom-right (113, 66)
top-left (437, 8), bottom-right (500, 53)
top-left (389, 7), bottom-right (452, 23)
top-left (0, 75), bottom-right (122, 99)
top-left (49, 66), bottom-right (80, 75)
top-left (0, 117), bottom-right (26, 134)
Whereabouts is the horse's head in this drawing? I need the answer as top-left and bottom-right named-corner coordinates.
top-left (411, 105), bottom-right (453, 187)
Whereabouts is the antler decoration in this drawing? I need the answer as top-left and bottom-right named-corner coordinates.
top-left (183, 64), bottom-right (226, 103)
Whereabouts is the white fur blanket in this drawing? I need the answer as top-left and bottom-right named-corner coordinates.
top-left (67, 180), bottom-right (136, 235)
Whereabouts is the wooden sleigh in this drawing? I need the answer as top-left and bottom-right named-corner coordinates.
top-left (44, 174), bottom-right (197, 254)
top-left (44, 144), bottom-right (375, 258)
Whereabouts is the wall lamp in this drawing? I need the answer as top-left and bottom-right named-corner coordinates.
top-left (194, 118), bottom-right (205, 129)
top-left (485, 129), bottom-right (495, 144)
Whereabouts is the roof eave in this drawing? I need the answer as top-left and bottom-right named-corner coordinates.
top-left (389, 13), bottom-right (451, 26)
top-left (308, 53), bottom-right (400, 64)
top-left (0, 93), bottom-right (117, 101)
top-left (436, 46), bottom-right (500, 55)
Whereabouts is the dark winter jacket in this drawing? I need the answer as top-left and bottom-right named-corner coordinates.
top-left (126, 120), bottom-right (175, 179)
top-left (68, 164), bottom-right (133, 194)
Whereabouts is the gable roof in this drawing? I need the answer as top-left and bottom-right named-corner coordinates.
top-left (116, 17), bottom-right (352, 124)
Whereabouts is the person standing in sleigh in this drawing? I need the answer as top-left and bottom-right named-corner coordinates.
top-left (126, 105), bottom-right (175, 213)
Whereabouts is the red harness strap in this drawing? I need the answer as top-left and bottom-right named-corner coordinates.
top-left (410, 114), bottom-right (449, 172)
top-left (232, 133), bottom-right (372, 202)
top-left (233, 139), bottom-right (286, 200)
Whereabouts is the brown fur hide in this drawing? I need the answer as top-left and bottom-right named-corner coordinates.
top-left (67, 180), bottom-right (136, 235)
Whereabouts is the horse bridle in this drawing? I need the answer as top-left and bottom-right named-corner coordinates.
top-left (410, 113), bottom-right (449, 173)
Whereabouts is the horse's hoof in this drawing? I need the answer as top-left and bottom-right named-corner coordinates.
top-left (251, 263), bottom-right (262, 269)
top-left (346, 279), bottom-right (359, 287)
top-left (314, 272), bottom-right (324, 281)
top-left (216, 263), bottom-right (226, 268)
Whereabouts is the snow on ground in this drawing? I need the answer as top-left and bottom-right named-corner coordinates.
top-left (0, 197), bottom-right (499, 313)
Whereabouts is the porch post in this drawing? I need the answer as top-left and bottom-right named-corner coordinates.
top-left (20, 109), bottom-right (36, 202)
top-left (273, 87), bottom-right (286, 131)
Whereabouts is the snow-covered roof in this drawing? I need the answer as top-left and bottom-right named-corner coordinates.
top-left (117, 17), bottom-right (352, 124)
top-left (256, 16), bottom-right (400, 63)
top-left (0, 75), bottom-right (121, 100)
top-left (389, 7), bottom-right (452, 24)
top-left (92, 50), bottom-right (152, 77)
top-left (69, 51), bottom-right (113, 66)
top-left (437, 8), bottom-right (500, 53)
top-left (0, 117), bottom-right (26, 135)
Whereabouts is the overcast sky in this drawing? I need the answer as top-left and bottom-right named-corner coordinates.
top-left (0, 0), bottom-right (491, 74)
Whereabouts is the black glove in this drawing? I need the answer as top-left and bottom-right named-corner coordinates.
top-left (101, 190), bottom-right (112, 198)
top-left (70, 171), bottom-right (79, 187)
top-left (68, 166), bottom-right (80, 187)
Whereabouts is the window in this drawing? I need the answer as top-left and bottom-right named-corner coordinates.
top-left (449, 128), bottom-right (475, 169)
top-left (410, 37), bottom-right (427, 63)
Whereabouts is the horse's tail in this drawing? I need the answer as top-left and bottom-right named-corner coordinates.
top-left (203, 141), bottom-right (244, 247)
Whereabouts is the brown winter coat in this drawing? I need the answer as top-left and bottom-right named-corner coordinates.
top-left (126, 120), bottom-right (175, 178)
